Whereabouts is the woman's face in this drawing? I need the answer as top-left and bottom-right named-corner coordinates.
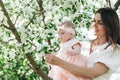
top-left (93, 13), bottom-right (106, 38)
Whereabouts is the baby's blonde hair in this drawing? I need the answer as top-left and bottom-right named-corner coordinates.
top-left (59, 21), bottom-right (75, 29)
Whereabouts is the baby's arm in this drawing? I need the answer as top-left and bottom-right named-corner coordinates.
top-left (72, 43), bottom-right (81, 54)
top-left (67, 42), bottom-right (81, 56)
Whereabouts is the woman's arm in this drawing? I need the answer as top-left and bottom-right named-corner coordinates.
top-left (45, 54), bottom-right (109, 79)
top-left (51, 52), bottom-right (58, 55)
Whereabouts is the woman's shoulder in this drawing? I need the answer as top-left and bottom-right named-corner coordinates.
top-left (107, 44), bottom-right (120, 53)
top-left (112, 44), bottom-right (120, 55)
top-left (105, 44), bottom-right (120, 70)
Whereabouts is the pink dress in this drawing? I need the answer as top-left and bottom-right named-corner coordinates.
top-left (48, 39), bottom-right (87, 80)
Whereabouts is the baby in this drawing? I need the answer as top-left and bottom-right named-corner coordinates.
top-left (48, 21), bottom-right (87, 80)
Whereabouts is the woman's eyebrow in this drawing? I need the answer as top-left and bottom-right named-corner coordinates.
top-left (98, 20), bottom-right (102, 23)
top-left (93, 19), bottom-right (102, 22)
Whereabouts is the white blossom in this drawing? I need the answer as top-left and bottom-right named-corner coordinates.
top-left (0, 71), bottom-right (3, 76)
top-left (35, 52), bottom-right (45, 61)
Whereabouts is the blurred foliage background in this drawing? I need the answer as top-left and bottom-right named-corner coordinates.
top-left (0, 0), bottom-right (120, 80)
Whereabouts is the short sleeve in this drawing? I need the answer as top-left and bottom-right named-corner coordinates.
top-left (72, 44), bottom-right (81, 54)
top-left (95, 45), bottom-right (120, 71)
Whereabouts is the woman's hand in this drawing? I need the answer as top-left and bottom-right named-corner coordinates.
top-left (51, 52), bottom-right (58, 55)
top-left (45, 54), bottom-right (62, 65)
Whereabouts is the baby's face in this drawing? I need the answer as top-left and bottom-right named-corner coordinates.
top-left (58, 29), bottom-right (73, 43)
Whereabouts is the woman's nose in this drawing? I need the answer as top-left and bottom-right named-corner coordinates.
top-left (93, 22), bottom-right (97, 28)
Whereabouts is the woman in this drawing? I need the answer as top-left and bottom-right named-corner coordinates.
top-left (45, 7), bottom-right (120, 80)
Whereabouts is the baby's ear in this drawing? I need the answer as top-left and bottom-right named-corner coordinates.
top-left (70, 33), bottom-right (73, 35)
top-left (70, 33), bottom-right (75, 38)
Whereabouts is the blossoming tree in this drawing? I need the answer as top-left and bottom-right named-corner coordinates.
top-left (0, 0), bottom-right (120, 80)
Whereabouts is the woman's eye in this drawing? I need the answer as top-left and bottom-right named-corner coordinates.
top-left (60, 32), bottom-right (64, 34)
top-left (98, 22), bottom-right (103, 25)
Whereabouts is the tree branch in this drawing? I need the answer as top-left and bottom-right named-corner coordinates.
top-left (36, 0), bottom-right (51, 45)
top-left (108, 0), bottom-right (111, 8)
top-left (0, 38), bottom-right (16, 46)
top-left (36, 0), bottom-right (46, 29)
top-left (14, 14), bottom-right (20, 25)
top-left (106, 0), bottom-right (111, 8)
top-left (0, 0), bottom-right (21, 43)
top-left (25, 13), bottom-right (37, 29)
top-left (1, 24), bottom-right (12, 30)
top-left (25, 0), bottom-right (34, 7)
top-left (0, 39), bottom-right (7, 45)
top-left (0, 0), bottom-right (51, 80)
top-left (114, 0), bottom-right (120, 11)
top-left (25, 10), bottom-right (45, 29)
top-left (26, 54), bottom-right (52, 80)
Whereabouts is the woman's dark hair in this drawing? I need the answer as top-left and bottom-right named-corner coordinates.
top-left (96, 7), bottom-right (120, 45)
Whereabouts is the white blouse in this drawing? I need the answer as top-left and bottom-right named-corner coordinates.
top-left (81, 41), bottom-right (120, 80)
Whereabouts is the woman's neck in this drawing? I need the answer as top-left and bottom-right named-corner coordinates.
top-left (90, 37), bottom-right (108, 53)
top-left (94, 37), bottom-right (107, 45)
